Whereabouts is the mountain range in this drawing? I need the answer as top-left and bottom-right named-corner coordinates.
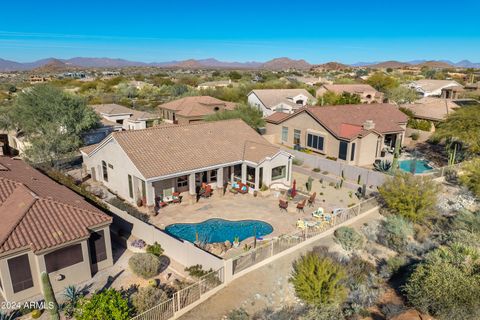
top-left (1, 57), bottom-right (479, 72)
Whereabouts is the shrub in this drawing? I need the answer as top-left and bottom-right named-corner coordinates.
top-left (63, 285), bottom-right (86, 318)
top-left (312, 167), bottom-right (321, 172)
top-left (226, 308), bottom-right (249, 320)
top-left (129, 253), bottom-right (161, 279)
top-left (31, 310), bottom-right (42, 319)
top-left (379, 215), bottom-right (414, 252)
top-left (75, 289), bottom-right (132, 320)
top-left (292, 158), bottom-right (303, 166)
top-left (184, 264), bottom-right (212, 278)
top-left (378, 172), bottom-right (441, 222)
top-left (131, 286), bottom-right (169, 313)
top-left (404, 244), bottom-right (480, 320)
top-left (385, 255), bottom-right (407, 277)
top-left (107, 197), bottom-right (149, 222)
top-left (410, 131), bottom-right (420, 140)
top-left (333, 227), bottom-right (364, 252)
top-left (146, 242), bottom-right (164, 257)
top-left (130, 239), bottom-right (146, 249)
top-left (459, 159), bottom-right (480, 197)
top-left (289, 252), bottom-right (347, 307)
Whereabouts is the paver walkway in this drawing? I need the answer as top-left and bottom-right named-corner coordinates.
top-left (180, 208), bottom-right (382, 320)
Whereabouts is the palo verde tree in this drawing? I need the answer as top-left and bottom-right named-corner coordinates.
top-left (204, 103), bottom-right (265, 129)
top-left (0, 84), bottom-right (99, 165)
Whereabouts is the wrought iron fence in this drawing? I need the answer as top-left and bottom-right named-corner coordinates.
top-left (232, 197), bottom-right (378, 275)
top-left (131, 268), bottom-right (224, 320)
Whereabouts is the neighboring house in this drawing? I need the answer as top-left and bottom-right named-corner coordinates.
top-left (81, 120), bottom-right (293, 209)
top-left (91, 104), bottom-right (161, 131)
top-left (158, 96), bottom-right (236, 124)
top-left (286, 76), bottom-right (324, 86)
top-left (402, 97), bottom-right (479, 129)
top-left (408, 80), bottom-right (463, 97)
top-left (264, 104), bottom-right (408, 167)
top-left (316, 84), bottom-right (383, 104)
top-left (197, 80), bottom-right (232, 90)
top-left (247, 89), bottom-right (317, 116)
top-left (0, 157), bottom-right (113, 302)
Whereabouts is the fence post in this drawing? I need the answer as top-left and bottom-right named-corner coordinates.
top-left (357, 203), bottom-right (361, 216)
top-left (270, 240), bottom-right (274, 257)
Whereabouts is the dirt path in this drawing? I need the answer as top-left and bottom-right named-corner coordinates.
top-left (180, 209), bottom-right (382, 320)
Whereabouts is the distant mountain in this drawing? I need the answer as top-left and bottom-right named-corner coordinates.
top-left (370, 61), bottom-right (412, 69)
top-left (0, 58), bottom-right (25, 71)
top-left (312, 61), bottom-right (350, 71)
top-left (33, 59), bottom-right (78, 73)
top-left (453, 60), bottom-right (480, 68)
top-left (351, 59), bottom-right (480, 69)
top-left (416, 60), bottom-right (453, 68)
top-left (261, 57), bottom-right (311, 70)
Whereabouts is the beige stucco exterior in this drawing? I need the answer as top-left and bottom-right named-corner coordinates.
top-left (265, 112), bottom-right (405, 167)
top-left (0, 225), bottom-right (112, 302)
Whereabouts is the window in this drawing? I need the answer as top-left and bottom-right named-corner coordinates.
top-left (295, 99), bottom-right (304, 105)
top-left (108, 163), bottom-right (113, 169)
top-left (209, 170), bottom-right (217, 183)
top-left (89, 231), bottom-right (107, 264)
top-left (128, 175), bottom-right (133, 198)
top-left (281, 127), bottom-right (288, 142)
top-left (8, 254), bottom-right (33, 293)
top-left (102, 161), bottom-right (108, 182)
top-left (141, 180), bottom-right (146, 199)
top-left (350, 143), bottom-right (356, 161)
top-left (293, 129), bottom-right (301, 145)
top-left (177, 175), bottom-right (188, 188)
top-left (271, 166), bottom-right (286, 181)
top-left (338, 141), bottom-right (348, 160)
top-left (307, 133), bottom-right (324, 151)
top-left (45, 244), bottom-right (83, 273)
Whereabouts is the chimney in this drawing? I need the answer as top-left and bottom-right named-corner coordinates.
top-left (363, 120), bottom-right (375, 130)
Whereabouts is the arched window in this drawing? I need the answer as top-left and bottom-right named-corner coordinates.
top-left (102, 161), bottom-right (108, 182)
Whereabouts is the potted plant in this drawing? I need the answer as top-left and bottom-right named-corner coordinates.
top-left (233, 236), bottom-right (240, 248)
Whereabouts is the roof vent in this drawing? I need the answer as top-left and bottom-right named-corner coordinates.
top-left (363, 120), bottom-right (375, 130)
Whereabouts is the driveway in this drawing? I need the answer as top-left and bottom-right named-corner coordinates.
top-left (180, 209), bottom-right (382, 320)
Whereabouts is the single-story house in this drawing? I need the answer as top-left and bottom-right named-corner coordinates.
top-left (0, 157), bottom-right (113, 302)
top-left (197, 80), bottom-right (232, 90)
top-left (158, 96), bottom-right (236, 125)
top-left (264, 104), bottom-right (408, 167)
top-left (81, 119), bottom-right (293, 209)
top-left (316, 84), bottom-right (384, 104)
top-left (247, 89), bottom-right (317, 116)
top-left (91, 104), bottom-right (161, 131)
top-left (408, 80), bottom-right (463, 97)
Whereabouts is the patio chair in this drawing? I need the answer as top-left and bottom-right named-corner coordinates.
top-left (279, 199), bottom-right (288, 212)
top-left (312, 207), bottom-right (324, 219)
top-left (172, 192), bottom-right (182, 204)
top-left (296, 199), bottom-right (306, 213)
top-left (201, 185), bottom-right (213, 198)
top-left (307, 192), bottom-right (317, 207)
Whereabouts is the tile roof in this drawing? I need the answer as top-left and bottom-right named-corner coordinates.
top-left (410, 80), bottom-right (462, 93)
top-left (86, 119), bottom-right (283, 179)
top-left (249, 89), bottom-right (316, 109)
top-left (0, 158), bottom-right (111, 254)
top-left (266, 104), bottom-right (408, 140)
top-left (158, 96), bottom-right (236, 118)
top-left (401, 97), bottom-right (460, 121)
top-left (91, 103), bottom-right (159, 121)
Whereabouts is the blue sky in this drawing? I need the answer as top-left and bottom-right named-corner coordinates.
top-left (1, 0), bottom-right (479, 63)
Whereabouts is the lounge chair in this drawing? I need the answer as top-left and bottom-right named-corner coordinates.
top-left (296, 199), bottom-right (306, 213)
top-left (279, 199), bottom-right (288, 212)
top-left (231, 181), bottom-right (249, 194)
top-left (307, 192), bottom-right (317, 207)
top-left (312, 207), bottom-right (324, 218)
top-left (172, 192), bottom-right (182, 203)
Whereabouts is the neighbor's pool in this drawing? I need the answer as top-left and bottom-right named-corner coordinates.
top-left (165, 218), bottom-right (273, 244)
top-left (399, 159), bottom-right (433, 174)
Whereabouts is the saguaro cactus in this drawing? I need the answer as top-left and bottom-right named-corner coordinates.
top-left (40, 272), bottom-right (60, 320)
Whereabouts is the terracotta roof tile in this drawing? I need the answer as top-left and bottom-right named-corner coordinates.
top-left (157, 96), bottom-right (236, 118)
top-left (322, 84), bottom-right (378, 94)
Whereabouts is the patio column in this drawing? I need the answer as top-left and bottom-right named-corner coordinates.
top-left (230, 166), bottom-right (234, 183)
top-left (145, 181), bottom-right (155, 207)
top-left (254, 167), bottom-right (260, 190)
top-left (241, 163), bottom-right (247, 184)
top-left (188, 173), bottom-right (196, 204)
top-left (217, 167), bottom-right (224, 196)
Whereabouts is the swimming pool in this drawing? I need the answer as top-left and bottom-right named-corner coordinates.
top-left (165, 218), bottom-right (273, 244)
top-left (399, 159), bottom-right (433, 174)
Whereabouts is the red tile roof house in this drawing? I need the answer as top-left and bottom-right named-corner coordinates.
top-left (0, 157), bottom-right (113, 302)
top-left (157, 96), bottom-right (236, 125)
top-left (264, 104), bottom-right (408, 167)
top-left (80, 119), bottom-right (293, 210)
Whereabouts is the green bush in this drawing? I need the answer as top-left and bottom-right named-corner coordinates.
top-left (107, 197), bottom-right (149, 222)
top-left (333, 227), bottom-right (364, 252)
top-left (404, 244), bottom-right (480, 320)
top-left (410, 131), bottom-right (420, 140)
top-left (146, 242), bottom-right (164, 257)
top-left (131, 286), bottom-right (169, 313)
top-left (459, 159), bottom-right (480, 198)
top-left (380, 215), bottom-right (414, 252)
top-left (226, 308), bottom-right (249, 320)
top-left (128, 253), bottom-right (161, 279)
top-left (386, 255), bottom-right (407, 275)
top-left (184, 264), bottom-right (212, 278)
top-left (31, 310), bottom-right (42, 319)
top-left (378, 172), bottom-right (441, 222)
top-left (75, 289), bottom-right (132, 320)
top-left (289, 252), bottom-right (347, 307)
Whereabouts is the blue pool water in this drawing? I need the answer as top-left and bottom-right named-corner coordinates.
top-left (165, 218), bottom-right (273, 244)
top-left (399, 159), bottom-right (433, 174)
